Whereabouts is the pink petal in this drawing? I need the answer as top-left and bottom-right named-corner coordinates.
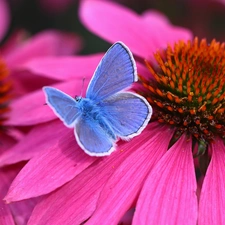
top-left (5, 79), bottom-right (89, 126)
top-left (198, 139), bottom-right (225, 225)
top-left (141, 10), bottom-right (193, 53)
top-left (0, 121), bottom-right (66, 167)
top-left (0, 201), bottom-right (15, 225)
top-left (141, 10), bottom-right (170, 24)
top-left (10, 70), bottom-right (56, 97)
top-left (0, 164), bottom-right (38, 225)
top-left (85, 124), bottom-right (174, 225)
top-left (20, 54), bottom-right (103, 80)
top-left (0, 133), bottom-right (17, 155)
top-left (4, 30), bottom-right (82, 69)
top-left (10, 54), bottom-right (102, 96)
top-left (119, 208), bottom-right (135, 225)
top-left (27, 125), bottom-right (158, 225)
top-left (0, 0), bottom-right (10, 43)
top-left (79, 0), bottom-right (149, 58)
top-left (5, 126), bottom-right (96, 202)
top-left (9, 198), bottom-right (39, 225)
top-left (1, 30), bottom-right (27, 57)
top-left (79, 0), bottom-right (193, 59)
top-left (133, 135), bottom-right (198, 225)
top-left (0, 165), bottom-right (23, 197)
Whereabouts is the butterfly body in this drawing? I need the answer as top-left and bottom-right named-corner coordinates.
top-left (77, 97), bottom-right (117, 140)
top-left (43, 42), bottom-right (152, 156)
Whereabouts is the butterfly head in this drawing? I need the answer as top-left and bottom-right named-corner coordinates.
top-left (75, 96), bottom-right (82, 102)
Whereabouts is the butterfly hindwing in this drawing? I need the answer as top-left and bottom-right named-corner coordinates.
top-left (75, 116), bottom-right (115, 156)
top-left (101, 92), bottom-right (152, 139)
top-left (43, 87), bottom-right (81, 127)
top-left (86, 42), bottom-right (137, 101)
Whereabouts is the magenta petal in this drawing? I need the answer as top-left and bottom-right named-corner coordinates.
top-left (80, 0), bottom-right (150, 58)
top-left (0, 201), bottom-right (15, 225)
top-left (0, 30), bottom-right (26, 57)
top-left (79, 0), bottom-right (193, 58)
top-left (0, 164), bottom-right (36, 225)
top-left (4, 30), bottom-right (82, 69)
top-left (86, 124), bottom-right (174, 225)
top-left (27, 129), bottom-right (155, 225)
top-left (5, 79), bottom-right (89, 126)
top-left (133, 135), bottom-right (198, 225)
top-left (0, 0), bottom-right (10, 43)
top-left (141, 10), bottom-right (170, 24)
top-left (0, 121), bottom-right (67, 167)
top-left (9, 198), bottom-right (39, 225)
top-left (198, 139), bottom-right (225, 225)
top-left (20, 54), bottom-right (103, 80)
top-left (0, 133), bottom-right (17, 156)
top-left (141, 10), bottom-right (193, 50)
top-left (5, 128), bottom-right (96, 202)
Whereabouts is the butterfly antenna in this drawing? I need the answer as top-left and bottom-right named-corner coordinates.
top-left (81, 77), bottom-right (86, 97)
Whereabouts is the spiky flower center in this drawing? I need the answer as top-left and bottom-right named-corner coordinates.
top-left (140, 37), bottom-right (225, 153)
top-left (0, 59), bottom-right (10, 131)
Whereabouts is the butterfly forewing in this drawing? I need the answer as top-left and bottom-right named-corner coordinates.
top-left (86, 42), bottom-right (137, 101)
top-left (43, 87), bottom-right (81, 128)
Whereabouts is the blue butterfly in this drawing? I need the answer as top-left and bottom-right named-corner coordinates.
top-left (43, 42), bottom-right (152, 156)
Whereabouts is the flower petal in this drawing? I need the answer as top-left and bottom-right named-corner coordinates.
top-left (0, 133), bottom-right (17, 155)
top-left (79, 0), bottom-right (149, 58)
top-left (4, 30), bottom-right (82, 69)
top-left (5, 79), bottom-right (89, 126)
top-left (85, 124), bottom-right (174, 225)
top-left (27, 138), bottom-right (140, 225)
top-left (0, 121), bottom-right (66, 167)
top-left (5, 126), bottom-right (96, 202)
top-left (20, 54), bottom-right (103, 80)
top-left (9, 197), bottom-right (39, 225)
top-left (0, 201), bottom-right (15, 225)
top-left (0, 164), bottom-right (38, 225)
top-left (0, 0), bottom-right (10, 43)
top-left (141, 10), bottom-right (193, 52)
top-left (198, 139), bottom-right (225, 225)
top-left (79, 0), bottom-right (192, 59)
top-left (1, 30), bottom-right (27, 57)
top-left (133, 135), bottom-right (198, 225)
top-left (10, 70), bottom-right (56, 97)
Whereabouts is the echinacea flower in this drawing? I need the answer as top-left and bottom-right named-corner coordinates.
top-left (0, 10), bottom-right (82, 148)
top-left (80, 1), bottom-right (225, 224)
top-left (0, 0), bottom-right (84, 224)
top-left (0, 1), bottom-right (212, 225)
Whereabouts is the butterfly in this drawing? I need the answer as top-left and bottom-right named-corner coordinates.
top-left (43, 42), bottom-right (152, 156)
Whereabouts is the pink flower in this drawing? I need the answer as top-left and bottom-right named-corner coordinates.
top-left (0, 1), bottom-right (195, 225)
top-left (79, 1), bottom-right (225, 224)
top-left (2, 0), bottom-right (225, 225)
top-left (0, 0), bottom-right (83, 224)
top-left (0, 0), bottom-right (82, 143)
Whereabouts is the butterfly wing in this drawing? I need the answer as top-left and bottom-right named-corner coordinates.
top-left (101, 92), bottom-right (152, 139)
top-left (75, 116), bottom-right (115, 156)
top-left (43, 87), bottom-right (81, 127)
top-left (86, 42), bottom-right (137, 101)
